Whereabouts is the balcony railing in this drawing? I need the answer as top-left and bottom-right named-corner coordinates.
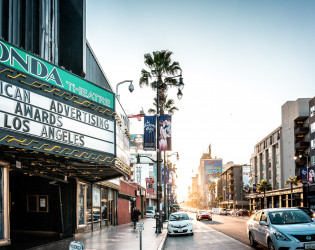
top-left (295, 141), bottom-right (310, 150)
top-left (295, 126), bottom-right (309, 136)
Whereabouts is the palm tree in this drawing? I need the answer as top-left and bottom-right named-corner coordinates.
top-left (216, 196), bottom-right (223, 208)
top-left (148, 95), bottom-right (179, 115)
top-left (285, 176), bottom-right (299, 207)
top-left (256, 180), bottom-right (272, 209)
top-left (139, 50), bottom-right (181, 115)
top-left (208, 182), bottom-right (216, 208)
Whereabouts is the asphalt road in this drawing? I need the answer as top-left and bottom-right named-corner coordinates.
top-left (203, 214), bottom-right (267, 250)
top-left (165, 213), bottom-right (253, 250)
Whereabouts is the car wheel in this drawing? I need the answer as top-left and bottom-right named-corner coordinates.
top-left (268, 239), bottom-right (275, 250)
top-left (249, 233), bottom-right (257, 248)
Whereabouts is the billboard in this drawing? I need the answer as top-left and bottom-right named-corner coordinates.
top-left (159, 115), bottom-right (172, 151)
top-left (143, 116), bottom-right (156, 150)
top-left (204, 159), bottom-right (222, 184)
top-left (302, 167), bottom-right (307, 184)
top-left (309, 167), bottom-right (315, 184)
top-left (130, 134), bottom-right (144, 150)
top-left (242, 165), bottom-right (250, 187)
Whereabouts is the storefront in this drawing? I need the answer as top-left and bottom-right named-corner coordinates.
top-left (249, 186), bottom-right (303, 210)
top-left (0, 40), bottom-right (130, 246)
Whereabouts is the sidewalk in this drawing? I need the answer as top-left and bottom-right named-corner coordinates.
top-left (30, 219), bottom-right (167, 250)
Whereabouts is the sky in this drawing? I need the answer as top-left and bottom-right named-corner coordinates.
top-left (86, 0), bottom-right (315, 200)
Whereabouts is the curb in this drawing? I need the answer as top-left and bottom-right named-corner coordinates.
top-left (157, 229), bottom-right (168, 250)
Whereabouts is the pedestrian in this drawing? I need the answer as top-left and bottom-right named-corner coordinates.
top-left (131, 207), bottom-right (141, 229)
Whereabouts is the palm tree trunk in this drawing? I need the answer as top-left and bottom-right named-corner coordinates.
top-left (264, 191), bottom-right (266, 209)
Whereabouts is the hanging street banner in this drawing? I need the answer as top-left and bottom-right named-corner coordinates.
top-left (302, 167), bottom-right (307, 184)
top-left (146, 177), bottom-right (154, 194)
top-left (0, 40), bottom-right (114, 108)
top-left (143, 116), bottom-right (156, 150)
top-left (159, 115), bottom-right (172, 151)
top-left (309, 167), bottom-right (315, 184)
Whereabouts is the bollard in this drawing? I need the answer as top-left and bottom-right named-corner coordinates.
top-left (137, 222), bottom-right (144, 250)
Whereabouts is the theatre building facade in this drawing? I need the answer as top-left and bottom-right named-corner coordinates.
top-left (0, 1), bottom-right (130, 247)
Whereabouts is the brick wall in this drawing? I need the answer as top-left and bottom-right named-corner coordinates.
top-left (118, 180), bottom-right (146, 225)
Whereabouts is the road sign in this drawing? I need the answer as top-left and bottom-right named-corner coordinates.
top-left (137, 222), bottom-right (144, 230)
top-left (69, 241), bottom-right (84, 250)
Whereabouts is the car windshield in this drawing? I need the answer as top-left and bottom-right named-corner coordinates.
top-left (170, 213), bottom-right (189, 221)
top-left (199, 210), bottom-right (207, 214)
top-left (269, 210), bottom-right (312, 224)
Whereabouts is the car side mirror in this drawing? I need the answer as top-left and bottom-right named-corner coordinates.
top-left (312, 218), bottom-right (315, 222)
top-left (259, 221), bottom-right (267, 226)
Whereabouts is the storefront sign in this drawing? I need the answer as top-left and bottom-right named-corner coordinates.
top-left (0, 40), bottom-right (114, 108)
top-left (115, 99), bottom-right (130, 167)
top-left (0, 80), bottom-right (115, 153)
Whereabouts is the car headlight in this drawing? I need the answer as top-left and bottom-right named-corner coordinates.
top-left (273, 230), bottom-right (291, 241)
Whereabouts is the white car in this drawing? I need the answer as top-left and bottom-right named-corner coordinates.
top-left (146, 210), bottom-right (155, 218)
top-left (247, 208), bottom-right (315, 250)
top-left (167, 212), bottom-right (193, 236)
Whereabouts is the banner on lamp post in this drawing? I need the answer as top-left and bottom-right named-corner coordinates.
top-left (143, 116), bottom-right (156, 151)
top-left (309, 167), bottom-right (315, 184)
top-left (158, 115), bottom-right (172, 151)
top-left (302, 167), bottom-right (307, 184)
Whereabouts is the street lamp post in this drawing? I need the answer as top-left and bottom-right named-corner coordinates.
top-left (296, 153), bottom-right (310, 207)
top-left (164, 152), bottom-right (179, 220)
top-left (155, 74), bottom-right (184, 233)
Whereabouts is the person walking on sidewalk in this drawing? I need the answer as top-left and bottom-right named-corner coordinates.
top-left (131, 207), bottom-right (141, 229)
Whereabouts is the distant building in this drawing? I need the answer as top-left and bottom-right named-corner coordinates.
top-left (217, 164), bottom-right (250, 209)
top-left (249, 98), bottom-right (311, 209)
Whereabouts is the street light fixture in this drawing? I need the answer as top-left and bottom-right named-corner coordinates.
top-left (115, 80), bottom-right (134, 101)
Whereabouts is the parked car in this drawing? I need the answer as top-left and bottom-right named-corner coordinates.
top-left (296, 207), bottom-right (315, 218)
top-left (146, 210), bottom-right (155, 218)
top-left (247, 208), bottom-right (315, 250)
top-left (237, 209), bottom-right (250, 217)
top-left (167, 212), bottom-right (193, 236)
top-left (196, 210), bottom-right (212, 221)
top-left (219, 209), bottom-right (228, 215)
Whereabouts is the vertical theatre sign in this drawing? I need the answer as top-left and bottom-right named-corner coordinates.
top-left (0, 39), bottom-right (129, 174)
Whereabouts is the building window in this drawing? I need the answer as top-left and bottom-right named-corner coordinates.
top-left (27, 195), bottom-right (49, 213)
top-left (312, 139), bottom-right (315, 150)
top-left (312, 156), bottom-right (315, 166)
top-left (311, 106), bottom-right (315, 117)
top-left (276, 167), bottom-right (280, 177)
top-left (275, 143), bottom-right (279, 154)
top-left (276, 180), bottom-right (280, 189)
top-left (276, 155), bottom-right (279, 166)
top-left (311, 123), bottom-right (315, 133)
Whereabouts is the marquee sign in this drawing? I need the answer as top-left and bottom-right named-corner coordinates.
top-left (0, 40), bottom-right (114, 108)
top-left (0, 40), bottom-right (133, 176)
top-left (0, 81), bottom-right (114, 153)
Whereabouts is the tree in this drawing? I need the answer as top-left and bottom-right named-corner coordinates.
top-left (139, 50), bottom-right (182, 115)
top-left (208, 182), bottom-right (216, 208)
top-left (256, 180), bottom-right (272, 209)
top-left (148, 95), bottom-right (179, 115)
top-left (216, 196), bottom-right (223, 208)
top-left (285, 176), bottom-right (299, 207)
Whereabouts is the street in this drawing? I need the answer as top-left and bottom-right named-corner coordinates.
top-left (165, 213), bottom-right (254, 250)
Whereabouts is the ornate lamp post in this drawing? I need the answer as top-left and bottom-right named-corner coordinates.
top-left (155, 74), bottom-right (184, 233)
top-left (164, 152), bottom-right (179, 220)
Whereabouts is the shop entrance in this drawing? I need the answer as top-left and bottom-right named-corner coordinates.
top-left (8, 171), bottom-right (63, 249)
